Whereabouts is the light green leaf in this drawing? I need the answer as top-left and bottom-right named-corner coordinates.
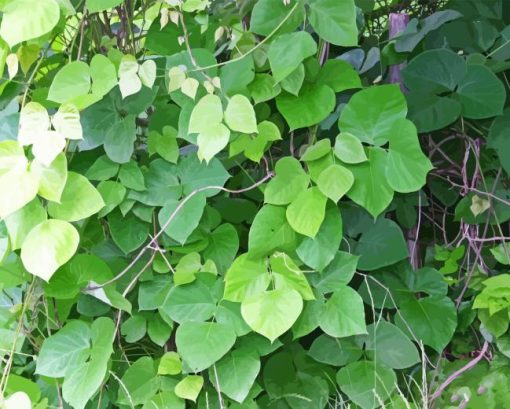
top-left (52, 103), bottom-right (83, 140)
top-left (248, 204), bottom-right (297, 258)
top-left (286, 187), bottom-right (327, 238)
top-left (31, 130), bottom-right (66, 167)
top-left (336, 361), bottom-right (396, 409)
top-left (36, 320), bottom-right (90, 377)
top-left (158, 352), bottom-right (182, 375)
top-left (264, 157), bottom-right (310, 205)
top-left (346, 147), bottom-right (394, 218)
top-left (224, 254), bottom-right (270, 302)
top-left (268, 31), bottom-right (317, 83)
top-left (241, 288), bottom-right (303, 342)
top-left (0, 141), bottom-right (28, 177)
top-left (364, 321), bottom-right (420, 369)
top-left (197, 123), bottom-right (231, 163)
top-left (90, 54), bottom-right (117, 96)
top-left (334, 132), bottom-right (367, 164)
top-left (4, 392), bottom-right (31, 409)
top-left (280, 63), bottom-right (305, 95)
top-left (176, 322), bottom-right (236, 372)
top-left (224, 94), bottom-right (258, 133)
top-left (175, 375), bottom-right (203, 402)
top-left (338, 84), bottom-right (407, 146)
top-left (0, 168), bottom-right (39, 219)
top-left (48, 62), bottom-right (91, 104)
top-left (188, 94), bottom-right (223, 134)
top-left (47, 172), bottom-right (104, 222)
top-left (270, 253), bottom-right (314, 300)
top-left (300, 139), bottom-right (331, 161)
top-left (86, 0), bottom-right (123, 13)
top-left (317, 164), bottom-right (354, 203)
top-left (118, 55), bottom-right (141, 98)
top-left (355, 218), bottom-right (408, 271)
top-left (212, 348), bottom-right (260, 403)
top-left (276, 84), bottom-right (335, 130)
top-left (316, 59), bottom-right (362, 92)
top-left (4, 199), bottom-right (47, 250)
top-left (308, 0), bottom-right (358, 46)
top-left (20, 220), bottom-right (79, 281)
top-left (0, 0), bottom-right (60, 47)
top-left (138, 59), bottom-right (157, 88)
top-left (386, 119), bottom-right (433, 193)
top-left (319, 285), bottom-right (367, 337)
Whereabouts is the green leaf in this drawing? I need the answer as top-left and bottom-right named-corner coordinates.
top-left (48, 62), bottom-right (91, 103)
top-left (117, 357), bottom-right (159, 406)
top-left (250, 0), bottom-right (305, 36)
top-left (142, 392), bottom-right (184, 409)
top-left (395, 296), bottom-right (457, 353)
top-left (158, 193), bottom-right (206, 245)
top-left (339, 84), bottom-right (407, 146)
top-left (297, 204), bottom-right (342, 271)
top-left (386, 119), bottom-right (433, 193)
top-left (241, 288), bottom-right (303, 342)
top-left (346, 147), bottom-right (394, 218)
top-left (188, 94), bottom-right (223, 134)
top-left (161, 278), bottom-right (216, 322)
top-left (86, 0), bottom-right (123, 13)
top-left (225, 94), bottom-right (258, 133)
top-left (62, 318), bottom-right (115, 409)
top-left (264, 157), bottom-right (310, 205)
top-left (316, 59), bottom-right (362, 92)
top-left (48, 172), bottom-right (105, 222)
top-left (224, 254), bottom-right (270, 302)
top-left (317, 164), bottom-right (354, 203)
top-left (212, 348), bottom-right (260, 403)
top-left (97, 181), bottom-right (126, 217)
top-left (121, 315), bottom-right (147, 343)
top-left (158, 352), bottom-right (182, 375)
top-left (36, 320), bottom-right (90, 378)
top-left (308, 0), bottom-right (358, 46)
top-left (280, 64), bottom-right (305, 95)
top-left (336, 361), bottom-right (396, 409)
top-left (276, 84), bottom-right (335, 130)
top-left (20, 220), bottom-right (79, 281)
top-left (202, 223), bottom-right (239, 274)
top-left (334, 132), bottom-right (367, 164)
top-left (355, 218), bottom-right (408, 271)
top-left (176, 322), bottom-right (236, 372)
top-left (197, 123), bottom-right (231, 163)
top-left (248, 74), bottom-right (282, 104)
top-left (104, 115), bottom-right (137, 163)
top-left (488, 109), bottom-right (510, 174)
top-left (119, 160), bottom-right (145, 191)
top-left (286, 187), bottom-right (328, 238)
top-left (148, 126), bottom-right (179, 164)
top-left (268, 31), bottom-right (317, 83)
top-left (309, 335), bottom-right (363, 366)
top-left (4, 199), bottom-right (47, 250)
top-left (108, 211), bottom-right (149, 254)
top-left (0, 0), bottom-right (60, 47)
top-left (85, 155), bottom-right (119, 181)
top-left (248, 205), bottom-right (297, 257)
top-left (310, 251), bottom-right (359, 293)
top-left (364, 321), bottom-right (420, 369)
top-left (32, 153), bottom-right (68, 202)
top-left (319, 285), bottom-right (367, 337)
top-left (402, 49), bottom-right (466, 94)
top-left (456, 64), bottom-right (506, 119)
top-left (177, 154), bottom-right (230, 197)
top-left (175, 375), bottom-right (203, 402)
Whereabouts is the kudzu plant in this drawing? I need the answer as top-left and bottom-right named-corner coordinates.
top-left (0, 0), bottom-right (509, 408)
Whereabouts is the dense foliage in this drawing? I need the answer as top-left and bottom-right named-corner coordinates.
top-left (0, 0), bottom-right (509, 408)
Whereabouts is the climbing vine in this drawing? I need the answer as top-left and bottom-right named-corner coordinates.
top-left (0, 0), bottom-right (509, 408)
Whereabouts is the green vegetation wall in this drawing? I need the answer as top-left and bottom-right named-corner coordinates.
top-left (0, 0), bottom-right (509, 408)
